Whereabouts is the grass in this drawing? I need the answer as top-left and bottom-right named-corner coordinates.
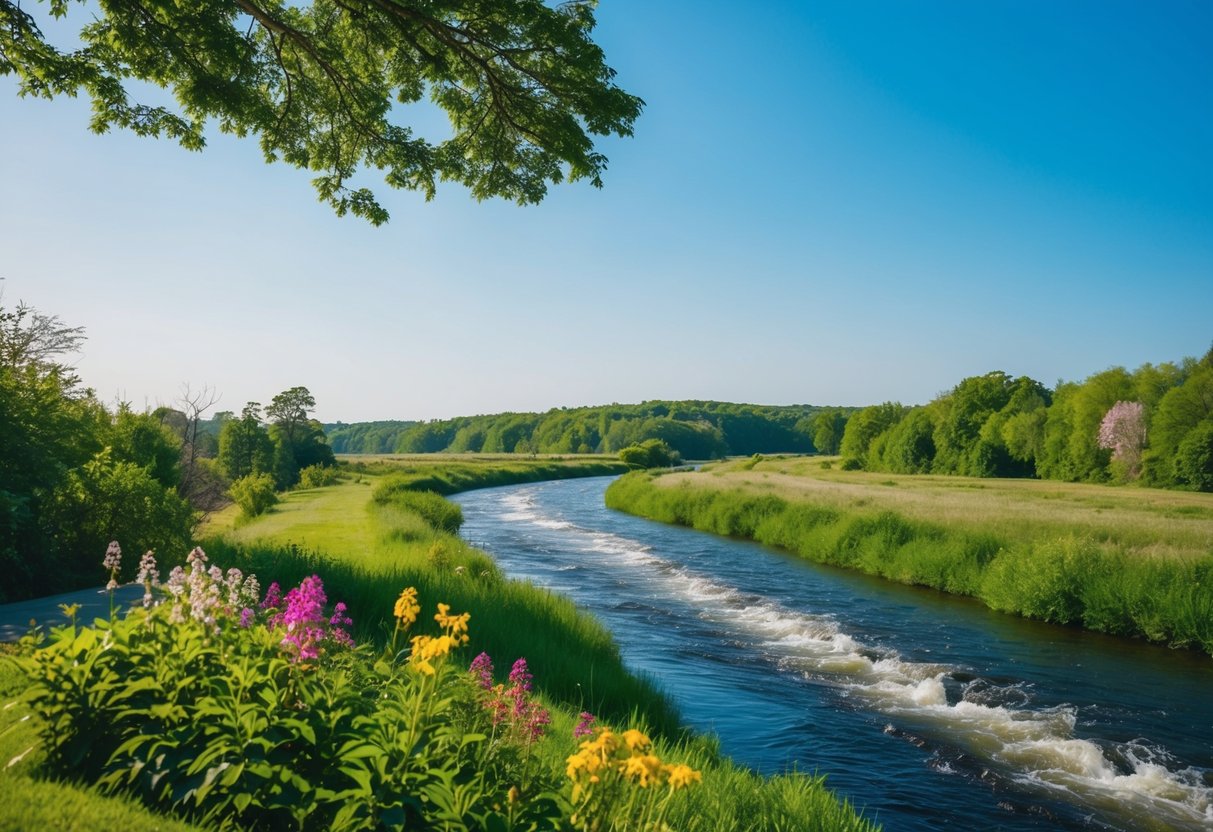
top-left (680, 456), bottom-right (1213, 561)
top-left (203, 457), bottom-right (683, 734)
top-left (606, 457), bottom-right (1213, 654)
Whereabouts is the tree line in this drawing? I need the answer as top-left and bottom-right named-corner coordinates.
top-left (326, 401), bottom-right (850, 459)
top-left (0, 298), bottom-right (336, 601)
top-left (838, 347), bottom-right (1213, 491)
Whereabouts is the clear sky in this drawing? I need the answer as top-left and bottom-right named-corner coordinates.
top-left (2, 0), bottom-right (1210, 423)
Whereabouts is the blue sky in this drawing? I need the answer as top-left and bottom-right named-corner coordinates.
top-left (2, 0), bottom-right (1210, 422)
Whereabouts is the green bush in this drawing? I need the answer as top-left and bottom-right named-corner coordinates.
top-left (297, 463), bottom-right (342, 489)
top-left (228, 472), bottom-right (278, 517)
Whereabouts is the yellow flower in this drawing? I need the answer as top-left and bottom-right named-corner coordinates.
top-left (620, 754), bottom-right (662, 787)
top-left (621, 728), bottom-right (651, 753)
top-left (434, 602), bottom-right (471, 642)
top-left (663, 763), bottom-right (702, 791)
top-left (394, 587), bottom-right (420, 627)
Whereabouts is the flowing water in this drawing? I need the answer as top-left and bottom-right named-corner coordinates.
top-left (453, 477), bottom-right (1213, 831)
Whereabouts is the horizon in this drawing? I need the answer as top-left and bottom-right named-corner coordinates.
top-left (3, 0), bottom-right (1210, 424)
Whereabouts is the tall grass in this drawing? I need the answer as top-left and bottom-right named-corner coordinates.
top-left (606, 472), bottom-right (1213, 654)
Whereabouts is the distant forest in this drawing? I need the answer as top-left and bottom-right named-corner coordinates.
top-left (319, 343), bottom-right (1213, 493)
top-left (323, 402), bottom-right (851, 458)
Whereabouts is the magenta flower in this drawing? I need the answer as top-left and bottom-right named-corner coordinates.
top-left (574, 711), bottom-right (596, 739)
top-left (469, 652), bottom-right (495, 690)
top-left (261, 581), bottom-right (282, 610)
top-left (508, 658), bottom-right (533, 692)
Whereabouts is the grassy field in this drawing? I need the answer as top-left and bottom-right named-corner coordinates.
top-left (607, 456), bottom-right (1213, 653)
top-left (677, 455), bottom-right (1213, 560)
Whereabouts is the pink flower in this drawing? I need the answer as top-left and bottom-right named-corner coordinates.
top-left (469, 652), bottom-right (495, 689)
top-left (574, 711), bottom-right (596, 739)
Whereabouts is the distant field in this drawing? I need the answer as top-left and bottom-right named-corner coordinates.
top-left (665, 455), bottom-right (1213, 560)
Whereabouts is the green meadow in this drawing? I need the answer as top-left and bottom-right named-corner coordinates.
top-left (606, 456), bottom-right (1213, 654)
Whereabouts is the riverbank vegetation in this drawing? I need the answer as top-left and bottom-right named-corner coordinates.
top-left (3, 457), bottom-right (877, 830)
top-left (606, 458), bottom-right (1213, 654)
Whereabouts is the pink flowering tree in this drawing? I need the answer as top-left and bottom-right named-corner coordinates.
top-left (1098, 401), bottom-right (1147, 480)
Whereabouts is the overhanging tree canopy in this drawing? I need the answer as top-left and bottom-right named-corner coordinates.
top-left (0, 0), bottom-right (643, 223)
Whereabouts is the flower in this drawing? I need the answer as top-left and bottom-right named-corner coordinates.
top-left (469, 652), bottom-right (494, 689)
top-left (434, 602), bottom-right (470, 642)
top-left (261, 581), bottom-right (282, 610)
top-left (394, 587), bottom-right (420, 628)
top-left (239, 607), bottom-right (255, 628)
top-left (508, 657), bottom-right (533, 691)
top-left (621, 729), bottom-right (651, 752)
top-left (103, 540), bottom-right (122, 572)
top-left (663, 763), bottom-right (702, 790)
top-left (574, 711), bottom-right (596, 739)
top-left (621, 754), bottom-right (661, 787)
top-left (136, 550), bottom-right (159, 585)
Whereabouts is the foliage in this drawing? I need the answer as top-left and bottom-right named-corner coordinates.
top-left (297, 463), bottom-right (342, 488)
top-left (12, 550), bottom-right (723, 831)
top-left (229, 472), bottom-right (279, 518)
top-left (1172, 421), bottom-right (1213, 492)
top-left (332, 401), bottom-right (838, 460)
top-left (324, 420), bottom-right (417, 454)
top-left (808, 408), bottom-right (848, 455)
top-left (839, 402), bottom-right (908, 466)
top-left (1097, 401), bottom-right (1147, 480)
top-left (618, 439), bottom-right (681, 469)
top-left (0, 0), bottom-right (642, 224)
top-left (218, 403), bottom-right (275, 481)
top-left (267, 386), bottom-right (336, 488)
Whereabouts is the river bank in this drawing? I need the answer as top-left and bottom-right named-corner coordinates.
top-left (605, 457), bottom-right (1213, 654)
top-left (455, 476), bottom-right (1213, 832)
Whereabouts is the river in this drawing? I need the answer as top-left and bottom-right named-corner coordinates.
top-left (452, 476), bottom-right (1213, 831)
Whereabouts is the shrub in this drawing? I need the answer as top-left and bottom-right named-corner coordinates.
top-left (228, 472), bottom-right (278, 517)
top-left (297, 463), bottom-right (341, 489)
top-left (14, 551), bottom-right (711, 832)
top-left (839, 457), bottom-right (862, 471)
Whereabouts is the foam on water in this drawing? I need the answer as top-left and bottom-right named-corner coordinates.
top-left (495, 489), bottom-right (1213, 830)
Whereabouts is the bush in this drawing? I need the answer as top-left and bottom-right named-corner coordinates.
top-left (13, 553), bottom-right (720, 832)
top-left (619, 439), bottom-right (681, 469)
top-left (839, 457), bottom-right (862, 471)
top-left (298, 463), bottom-right (342, 489)
top-left (229, 472), bottom-right (278, 517)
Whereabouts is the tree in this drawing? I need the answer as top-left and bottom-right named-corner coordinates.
top-left (1097, 401), bottom-right (1147, 481)
top-left (1172, 421), bottom-right (1213, 492)
top-left (1, 0), bottom-right (643, 224)
top-left (839, 402), bottom-right (907, 466)
top-left (809, 409), bottom-right (848, 456)
top-left (218, 402), bottom-right (275, 480)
